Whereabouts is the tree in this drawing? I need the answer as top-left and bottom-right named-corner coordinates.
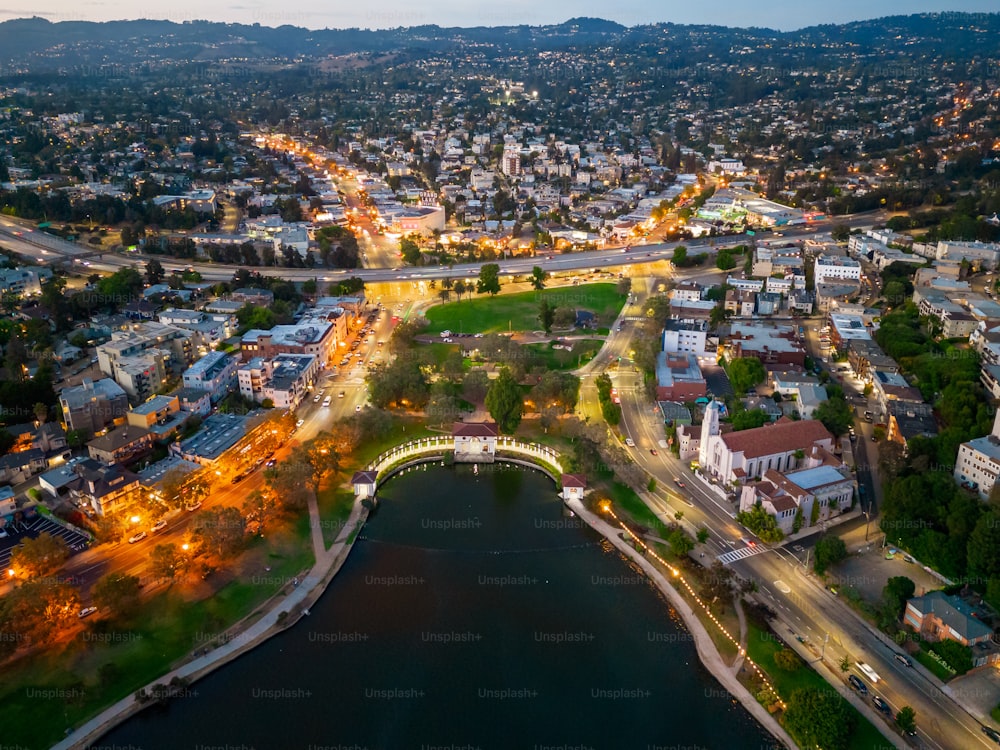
top-left (725, 357), bottom-right (766, 394)
top-left (697, 527), bottom-right (710, 544)
top-left (672, 245), bottom-right (689, 266)
top-left (784, 687), bottom-right (855, 750)
top-left (813, 535), bottom-right (848, 574)
top-left (538, 299), bottom-right (555, 333)
top-left (32, 402), bottom-right (48, 424)
top-left (264, 460), bottom-right (312, 511)
top-left (730, 408), bottom-right (769, 431)
top-left (881, 576), bottom-right (916, 624)
top-left (477, 263), bottom-right (501, 296)
top-left (400, 237), bottom-right (421, 265)
top-left (192, 506), bottom-right (246, 559)
top-left (702, 561), bottom-right (736, 603)
top-left (302, 278), bottom-right (318, 295)
top-left (294, 434), bottom-right (341, 496)
top-left (463, 370), bottom-right (490, 402)
top-left (736, 505), bottom-right (784, 543)
top-left (895, 706), bottom-right (916, 735)
top-left (92, 572), bottom-right (143, 619)
top-left (9, 532), bottom-right (70, 580)
top-left (813, 396), bottom-right (853, 437)
top-left (485, 367), bottom-right (524, 433)
top-left (0, 581), bottom-right (79, 656)
top-left (453, 279), bottom-right (468, 300)
top-left (149, 543), bottom-right (186, 583)
top-left (668, 527), bottom-right (694, 556)
top-left (715, 249), bottom-right (736, 270)
top-left (774, 648), bottom-right (801, 672)
top-left (530, 266), bottom-right (548, 290)
top-left (145, 258), bottom-right (165, 285)
top-left (831, 224), bottom-right (851, 242)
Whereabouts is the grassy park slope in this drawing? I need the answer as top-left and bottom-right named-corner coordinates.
top-left (425, 283), bottom-right (626, 334)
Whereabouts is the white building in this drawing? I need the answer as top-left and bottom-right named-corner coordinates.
top-left (954, 412), bottom-right (1000, 499)
top-left (698, 400), bottom-right (835, 487)
top-left (662, 321), bottom-right (709, 357)
top-left (813, 254), bottom-right (862, 286)
top-left (182, 351), bottom-right (239, 402)
top-left (238, 354), bottom-right (319, 409)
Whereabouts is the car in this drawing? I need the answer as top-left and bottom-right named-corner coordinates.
top-left (857, 661), bottom-right (880, 683)
top-left (903, 554), bottom-right (915, 564)
top-left (848, 675), bottom-right (868, 695)
top-left (827, 585), bottom-right (838, 595)
top-left (295, 418), bottom-right (305, 428)
top-left (265, 459), bottom-right (277, 468)
top-left (982, 726), bottom-right (1000, 744)
top-left (650, 448), bottom-right (658, 456)
top-left (871, 695), bottom-right (892, 716)
top-left (313, 393), bottom-right (322, 403)
top-left (128, 531), bottom-right (147, 544)
top-left (625, 438), bottom-right (635, 447)
top-left (355, 404), bottom-right (362, 412)
top-left (894, 653), bottom-right (912, 667)
top-left (78, 606), bottom-right (98, 619)
top-left (739, 536), bottom-right (756, 547)
top-left (185, 501), bottom-right (203, 512)
top-left (673, 477), bottom-right (686, 488)
top-left (322, 396), bottom-right (332, 407)
top-left (151, 519), bottom-right (168, 533)
top-left (338, 391), bottom-right (346, 398)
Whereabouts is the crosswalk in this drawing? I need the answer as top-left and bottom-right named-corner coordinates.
top-left (717, 544), bottom-right (769, 565)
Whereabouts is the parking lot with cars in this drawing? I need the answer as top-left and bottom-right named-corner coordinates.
top-left (0, 511), bottom-right (91, 569)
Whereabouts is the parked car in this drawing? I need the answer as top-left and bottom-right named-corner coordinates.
top-left (848, 674), bottom-right (868, 695)
top-left (872, 695), bottom-right (892, 716)
top-left (625, 438), bottom-right (635, 447)
top-left (151, 519), bottom-right (168, 533)
top-left (185, 501), bottom-right (203, 512)
top-left (894, 653), bottom-right (912, 667)
top-left (78, 606), bottom-right (98, 619)
top-left (128, 531), bottom-right (147, 544)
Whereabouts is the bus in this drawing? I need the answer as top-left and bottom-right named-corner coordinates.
top-left (856, 661), bottom-right (880, 683)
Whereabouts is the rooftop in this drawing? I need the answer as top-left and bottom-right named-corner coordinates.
top-left (721, 418), bottom-right (832, 460)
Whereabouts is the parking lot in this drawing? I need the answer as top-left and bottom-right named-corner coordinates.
top-left (0, 511), bottom-right (91, 570)
top-left (829, 535), bottom-right (947, 604)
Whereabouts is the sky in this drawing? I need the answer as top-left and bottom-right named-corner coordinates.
top-left (0, 0), bottom-right (997, 32)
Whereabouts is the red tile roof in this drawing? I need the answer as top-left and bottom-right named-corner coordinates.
top-left (453, 421), bottom-right (499, 437)
top-left (561, 473), bottom-right (587, 488)
top-left (721, 419), bottom-right (832, 460)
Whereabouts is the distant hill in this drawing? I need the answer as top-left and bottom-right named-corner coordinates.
top-left (0, 13), bottom-right (997, 70)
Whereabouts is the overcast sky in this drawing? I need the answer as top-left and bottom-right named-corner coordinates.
top-left (0, 1), bottom-right (997, 32)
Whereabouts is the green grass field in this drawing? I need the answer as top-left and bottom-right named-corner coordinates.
top-left (522, 339), bottom-right (604, 370)
top-left (426, 283), bottom-right (626, 334)
top-left (746, 621), bottom-right (889, 749)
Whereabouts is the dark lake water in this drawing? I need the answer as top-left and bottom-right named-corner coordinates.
top-left (93, 463), bottom-right (775, 750)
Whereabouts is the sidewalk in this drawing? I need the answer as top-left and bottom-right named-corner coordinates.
top-left (566, 497), bottom-right (797, 750)
top-left (53, 496), bottom-right (369, 750)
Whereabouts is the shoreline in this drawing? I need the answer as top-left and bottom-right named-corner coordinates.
top-left (58, 462), bottom-right (789, 750)
top-left (52, 500), bottom-right (371, 750)
top-left (565, 496), bottom-right (798, 750)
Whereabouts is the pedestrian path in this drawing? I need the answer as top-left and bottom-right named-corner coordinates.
top-left (717, 544), bottom-right (769, 565)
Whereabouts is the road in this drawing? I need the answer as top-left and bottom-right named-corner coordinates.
top-left (0, 211), bottom-right (888, 284)
top-left (572, 280), bottom-right (993, 750)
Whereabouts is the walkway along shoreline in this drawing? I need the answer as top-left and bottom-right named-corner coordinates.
top-left (565, 496), bottom-right (798, 750)
top-left (58, 455), bottom-right (792, 750)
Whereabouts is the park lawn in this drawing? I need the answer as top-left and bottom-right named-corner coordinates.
top-left (746, 621), bottom-right (887, 750)
top-left (423, 341), bottom-right (463, 368)
top-left (522, 339), bottom-right (604, 370)
top-left (425, 283), bottom-right (626, 334)
top-left (0, 511), bottom-right (318, 749)
top-left (316, 486), bottom-right (357, 547)
top-left (606, 480), bottom-right (670, 536)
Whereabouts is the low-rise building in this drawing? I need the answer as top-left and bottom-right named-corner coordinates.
top-left (814, 254), bottom-right (862, 286)
top-left (904, 591), bottom-right (994, 647)
top-left (662, 321), bottom-right (709, 357)
top-left (954, 412), bottom-right (1000, 499)
top-left (726, 323), bottom-right (806, 366)
top-left (453, 422), bottom-right (498, 462)
top-left (238, 353), bottom-right (319, 409)
top-left (170, 413), bottom-right (254, 466)
top-left (87, 425), bottom-right (154, 465)
top-left (655, 352), bottom-right (707, 402)
top-left (182, 351), bottom-right (238, 402)
top-left (241, 321), bottom-right (337, 365)
top-left (59, 378), bottom-right (129, 435)
top-left (67, 458), bottom-right (141, 516)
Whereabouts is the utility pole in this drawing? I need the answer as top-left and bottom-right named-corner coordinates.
top-left (822, 633), bottom-right (829, 661)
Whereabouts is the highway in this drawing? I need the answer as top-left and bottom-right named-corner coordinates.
top-left (0, 211), bottom-right (887, 283)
